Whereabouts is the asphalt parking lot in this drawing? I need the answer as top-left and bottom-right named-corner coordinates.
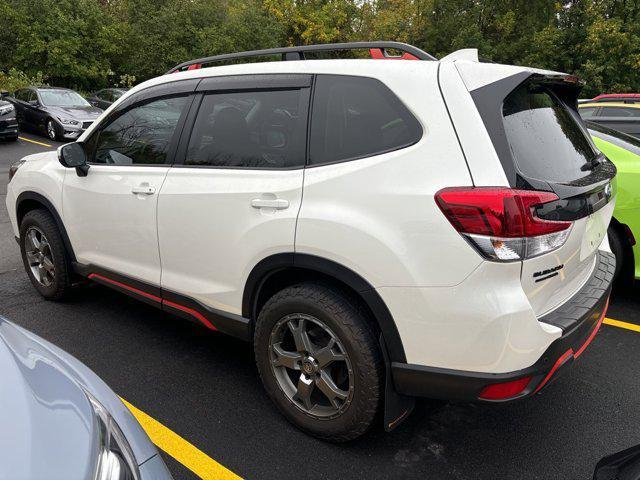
top-left (1, 132), bottom-right (640, 480)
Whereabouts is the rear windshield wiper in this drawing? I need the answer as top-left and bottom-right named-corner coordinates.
top-left (581, 154), bottom-right (604, 171)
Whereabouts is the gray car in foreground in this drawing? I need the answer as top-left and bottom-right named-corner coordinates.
top-left (0, 316), bottom-right (172, 480)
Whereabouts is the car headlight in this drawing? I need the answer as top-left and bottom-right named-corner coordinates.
top-left (58, 117), bottom-right (80, 126)
top-left (9, 159), bottom-right (26, 182)
top-left (0, 104), bottom-right (14, 115)
top-left (86, 392), bottom-right (140, 480)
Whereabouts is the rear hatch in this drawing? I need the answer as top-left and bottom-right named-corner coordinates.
top-left (471, 71), bottom-right (616, 317)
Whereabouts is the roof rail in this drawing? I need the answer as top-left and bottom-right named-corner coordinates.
top-left (166, 41), bottom-right (436, 74)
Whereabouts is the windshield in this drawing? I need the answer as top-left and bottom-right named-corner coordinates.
top-left (39, 90), bottom-right (90, 107)
top-left (503, 83), bottom-right (598, 184)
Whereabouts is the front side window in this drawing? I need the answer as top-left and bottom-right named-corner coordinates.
top-left (39, 89), bottom-right (90, 107)
top-left (96, 90), bottom-right (111, 101)
top-left (91, 96), bottom-right (188, 165)
top-left (185, 88), bottom-right (309, 169)
top-left (309, 75), bottom-right (422, 165)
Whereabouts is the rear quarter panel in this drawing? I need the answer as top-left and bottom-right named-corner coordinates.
top-left (593, 136), bottom-right (640, 278)
top-left (296, 66), bottom-right (481, 288)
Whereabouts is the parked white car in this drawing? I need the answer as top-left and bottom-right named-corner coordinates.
top-left (6, 42), bottom-right (616, 441)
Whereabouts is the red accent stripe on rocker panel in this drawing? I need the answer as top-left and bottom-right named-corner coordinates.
top-left (574, 297), bottom-right (609, 359)
top-left (162, 300), bottom-right (217, 331)
top-left (87, 273), bottom-right (217, 331)
top-left (533, 297), bottom-right (609, 394)
top-left (87, 273), bottom-right (162, 303)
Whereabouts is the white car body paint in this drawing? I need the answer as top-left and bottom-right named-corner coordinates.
top-left (6, 52), bottom-right (614, 378)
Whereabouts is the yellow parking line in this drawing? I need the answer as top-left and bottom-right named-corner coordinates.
top-left (18, 136), bottom-right (52, 148)
top-left (604, 317), bottom-right (640, 333)
top-left (121, 398), bottom-right (243, 480)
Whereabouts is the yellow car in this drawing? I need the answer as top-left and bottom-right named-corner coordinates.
top-left (579, 102), bottom-right (640, 139)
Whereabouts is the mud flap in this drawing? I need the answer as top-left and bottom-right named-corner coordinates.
top-left (380, 334), bottom-right (415, 432)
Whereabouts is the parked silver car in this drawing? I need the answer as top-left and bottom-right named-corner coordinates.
top-left (0, 316), bottom-right (172, 480)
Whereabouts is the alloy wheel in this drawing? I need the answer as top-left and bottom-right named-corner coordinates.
top-left (47, 120), bottom-right (56, 140)
top-left (24, 227), bottom-right (56, 287)
top-left (269, 313), bottom-right (354, 419)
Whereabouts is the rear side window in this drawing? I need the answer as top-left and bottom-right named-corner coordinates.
top-left (91, 96), bottom-right (188, 165)
top-left (502, 83), bottom-right (598, 183)
top-left (600, 106), bottom-right (640, 117)
top-left (309, 75), bottom-right (422, 166)
top-left (185, 88), bottom-right (309, 169)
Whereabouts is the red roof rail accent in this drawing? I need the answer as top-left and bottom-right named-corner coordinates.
top-left (592, 93), bottom-right (640, 101)
top-left (369, 48), bottom-right (418, 60)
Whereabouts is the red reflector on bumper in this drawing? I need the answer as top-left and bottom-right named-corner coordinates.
top-left (478, 376), bottom-right (532, 400)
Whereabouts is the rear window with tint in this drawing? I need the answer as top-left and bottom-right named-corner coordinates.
top-left (503, 83), bottom-right (598, 183)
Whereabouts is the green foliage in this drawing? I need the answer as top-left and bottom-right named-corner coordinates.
top-left (0, 0), bottom-right (640, 96)
top-left (0, 68), bottom-right (47, 93)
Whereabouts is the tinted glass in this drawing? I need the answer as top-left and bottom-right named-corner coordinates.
top-left (587, 121), bottom-right (640, 157)
top-left (579, 107), bottom-right (596, 118)
top-left (113, 90), bottom-right (125, 100)
top-left (92, 96), bottom-right (188, 165)
top-left (502, 83), bottom-right (598, 183)
top-left (39, 89), bottom-right (90, 107)
top-left (15, 90), bottom-right (28, 101)
top-left (27, 90), bottom-right (36, 103)
top-left (97, 90), bottom-right (112, 101)
top-left (309, 75), bottom-right (422, 165)
top-left (600, 106), bottom-right (640, 118)
top-left (186, 89), bottom-right (308, 168)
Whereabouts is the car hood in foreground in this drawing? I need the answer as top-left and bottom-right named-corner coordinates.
top-left (47, 105), bottom-right (103, 119)
top-left (0, 319), bottom-right (99, 479)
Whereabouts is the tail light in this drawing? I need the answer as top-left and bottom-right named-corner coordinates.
top-left (435, 187), bottom-right (572, 262)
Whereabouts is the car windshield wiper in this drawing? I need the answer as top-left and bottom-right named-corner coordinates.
top-left (581, 155), bottom-right (604, 171)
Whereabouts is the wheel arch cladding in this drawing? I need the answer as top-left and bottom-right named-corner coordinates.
top-left (243, 253), bottom-right (407, 363)
top-left (16, 192), bottom-right (76, 262)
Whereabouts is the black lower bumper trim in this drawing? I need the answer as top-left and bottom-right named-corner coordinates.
top-left (392, 251), bottom-right (613, 402)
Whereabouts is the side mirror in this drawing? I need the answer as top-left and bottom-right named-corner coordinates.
top-left (58, 143), bottom-right (90, 177)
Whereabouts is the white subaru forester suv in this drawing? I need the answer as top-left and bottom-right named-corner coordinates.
top-left (6, 42), bottom-right (616, 441)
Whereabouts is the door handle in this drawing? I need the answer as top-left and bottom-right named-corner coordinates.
top-left (251, 198), bottom-right (289, 210)
top-left (132, 183), bottom-right (156, 195)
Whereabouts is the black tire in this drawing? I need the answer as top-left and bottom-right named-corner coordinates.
top-left (608, 226), bottom-right (625, 282)
top-left (254, 282), bottom-right (383, 442)
top-left (19, 209), bottom-right (73, 300)
top-left (46, 118), bottom-right (58, 141)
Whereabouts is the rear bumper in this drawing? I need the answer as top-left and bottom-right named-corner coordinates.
top-left (392, 251), bottom-right (615, 402)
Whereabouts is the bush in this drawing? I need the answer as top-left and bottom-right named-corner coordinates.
top-left (0, 68), bottom-right (47, 94)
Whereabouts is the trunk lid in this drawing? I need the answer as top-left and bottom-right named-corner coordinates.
top-left (459, 64), bottom-right (616, 317)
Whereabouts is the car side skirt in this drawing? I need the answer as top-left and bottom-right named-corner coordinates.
top-left (72, 263), bottom-right (251, 341)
